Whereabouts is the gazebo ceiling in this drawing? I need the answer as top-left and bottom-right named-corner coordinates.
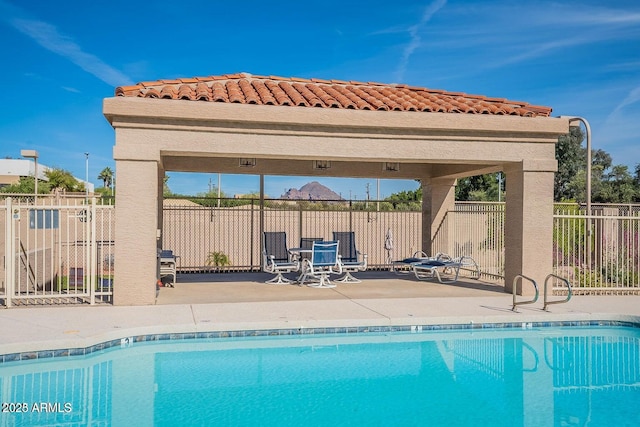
top-left (115, 72), bottom-right (552, 118)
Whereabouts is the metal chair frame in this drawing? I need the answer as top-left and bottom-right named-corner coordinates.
top-left (262, 232), bottom-right (299, 284)
top-left (299, 241), bottom-right (341, 288)
top-left (332, 231), bottom-right (367, 283)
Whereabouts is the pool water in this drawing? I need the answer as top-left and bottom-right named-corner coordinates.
top-left (1, 326), bottom-right (639, 426)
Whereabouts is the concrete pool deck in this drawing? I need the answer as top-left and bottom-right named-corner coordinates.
top-left (1, 271), bottom-right (639, 355)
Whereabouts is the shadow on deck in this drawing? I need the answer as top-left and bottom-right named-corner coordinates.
top-left (156, 270), bottom-right (506, 305)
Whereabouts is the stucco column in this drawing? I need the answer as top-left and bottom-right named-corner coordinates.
top-left (421, 178), bottom-right (456, 255)
top-left (504, 160), bottom-right (557, 295)
top-left (157, 166), bottom-right (165, 249)
top-left (114, 159), bottom-right (161, 305)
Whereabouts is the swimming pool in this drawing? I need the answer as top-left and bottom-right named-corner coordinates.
top-left (0, 323), bottom-right (638, 426)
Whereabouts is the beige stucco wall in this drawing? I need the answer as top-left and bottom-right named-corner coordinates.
top-left (105, 97), bottom-right (567, 305)
top-left (504, 160), bottom-right (557, 294)
top-left (0, 175), bottom-right (21, 186)
top-left (113, 159), bottom-right (160, 305)
top-left (421, 177), bottom-right (456, 255)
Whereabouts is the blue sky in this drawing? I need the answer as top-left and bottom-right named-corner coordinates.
top-left (1, 0), bottom-right (638, 199)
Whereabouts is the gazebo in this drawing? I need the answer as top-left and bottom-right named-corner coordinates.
top-left (103, 72), bottom-right (567, 306)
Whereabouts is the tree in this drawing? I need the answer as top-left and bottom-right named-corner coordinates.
top-left (45, 168), bottom-right (81, 192)
top-left (0, 167), bottom-right (82, 194)
top-left (592, 163), bottom-right (637, 203)
top-left (566, 169), bottom-right (587, 202)
top-left (0, 176), bottom-right (49, 194)
top-left (386, 188), bottom-right (421, 203)
top-left (554, 127), bottom-right (585, 201)
top-left (237, 192), bottom-right (261, 199)
top-left (553, 128), bottom-right (640, 203)
top-left (455, 174), bottom-right (502, 201)
top-left (97, 167), bottom-right (113, 191)
top-left (385, 187), bottom-right (422, 210)
top-left (635, 164), bottom-right (640, 202)
top-left (196, 186), bottom-right (226, 199)
top-left (163, 175), bottom-right (173, 197)
top-left (592, 149), bottom-right (612, 171)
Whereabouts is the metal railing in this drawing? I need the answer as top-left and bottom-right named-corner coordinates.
top-left (161, 198), bottom-right (640, 293)
top-left (435, 202), bottom-right (505, 280)
top-left (2, 194), bottom-right (638, 307)
top-left (511, 274), bottom-right (539, 311)
top-left (554, 203), bottom-right (640, 294)
top-left (1, 196), bottom-right (114, 306)
top-left (543, 274), bottom-right (572, 310)
top-left (162, 198), bottom-right (422, 272)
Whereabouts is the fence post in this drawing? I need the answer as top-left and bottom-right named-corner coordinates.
top-left (259, 175), bottom-right (265, 270)
top-left (250, 201), bottom-right (255, 269)
top-left (349, 199), bottom-right (353, 232)
top-left (5, 198), bottom-right (15, 307)
top-left (89, 197), bottom-right (97, 304)
top-left (298, 205), bottom-right (303, 243)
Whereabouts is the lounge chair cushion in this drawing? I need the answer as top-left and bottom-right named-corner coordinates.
top-left (398, 257), bottom-right (425, 264)
top-left (414, 260), bottom-right (447, 267)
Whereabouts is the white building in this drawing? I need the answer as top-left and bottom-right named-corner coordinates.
top-left (0, 159), bottom-right (94, 192)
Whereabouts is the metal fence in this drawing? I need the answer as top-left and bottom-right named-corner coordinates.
top-left (434, 202), bottom-right (505, 280)
top-left (0, 195), bottom-right (114, 306)
top-left (436, 202), bottom-right (639, 293)
top-left (163, 199), bottom-right (640, 293)
top-left (2, 194), bottom-right (638, 307)
top-left (554, 203), bottom-right (639, 294)
top-left (162, 198), bottom-right (505, 282)
top-left (162, 199), bottom-right (422, 272)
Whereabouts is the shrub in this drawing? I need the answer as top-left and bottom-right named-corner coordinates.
top-left (206, 251), bottom-right (231, 268)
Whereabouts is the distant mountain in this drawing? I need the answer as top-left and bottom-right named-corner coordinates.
top-left (280, 181), bottom-right (343, 200)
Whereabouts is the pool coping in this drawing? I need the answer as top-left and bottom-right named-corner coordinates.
top-left (0, 316), bottom-right (640, 365)
top-left (2, 318), bottom-right (639, 365)
top-left (1, 295), bottom-right (639, 363)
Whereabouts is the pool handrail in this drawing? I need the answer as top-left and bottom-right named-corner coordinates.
top-left (543, 274), bottom-right (573, 311)
top-left (511, 274), bottom-right (539, 311)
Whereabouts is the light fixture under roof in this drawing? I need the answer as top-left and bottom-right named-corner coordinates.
top-left (383, 162), bottom-right (400, 172)
top-left (313, 160), bottom-right (331, 170)
top-left (239, 158), bottom-right (256, 167)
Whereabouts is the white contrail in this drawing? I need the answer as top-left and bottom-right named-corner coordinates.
top-left (395, 0), bottom-right (447, 82)
top-left (608, 85), bottom-right (640, 120)
top-left (0, 0), bottom-right (133, 87)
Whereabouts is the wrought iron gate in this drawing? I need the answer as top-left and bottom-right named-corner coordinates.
top-left (1, 196), bottom-right (114, 306)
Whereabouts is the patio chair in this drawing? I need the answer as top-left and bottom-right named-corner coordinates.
top-left (412, 255), bottom-right (480, 284)
top-left (298, 241), bottom-right (341, 288)
top-left (262, 231), bottom-right (300, 284)
top-left (332, 231), bottom-right (367, 283)
top-left (297, 237), bottom-right (324, 261)
top-left (300, 237), bottom-right (324, 249)
top-left (391, 251), bottom-right (449, 275)
top-left (159, 249), bottom-right (178, 287)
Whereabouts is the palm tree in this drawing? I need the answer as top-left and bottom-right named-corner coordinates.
top-left (98, 167), bottom-right (113, 193)
top-left (45, 168), bottom-right (80, 192)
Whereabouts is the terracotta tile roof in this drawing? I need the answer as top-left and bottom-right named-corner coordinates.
top-left (115, 72), bottom-right (552, 118)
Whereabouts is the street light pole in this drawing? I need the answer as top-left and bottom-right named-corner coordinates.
top-left (20, 149), bottom-right (39, 205)
top-left (566, 117), bottom-right (592, 217)
top-left (84, 152), bottom-right (89, 202)
top-left (565, 116), bottom-right (592, 267)
top-left (217, 173), bottom-right (221, 208)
